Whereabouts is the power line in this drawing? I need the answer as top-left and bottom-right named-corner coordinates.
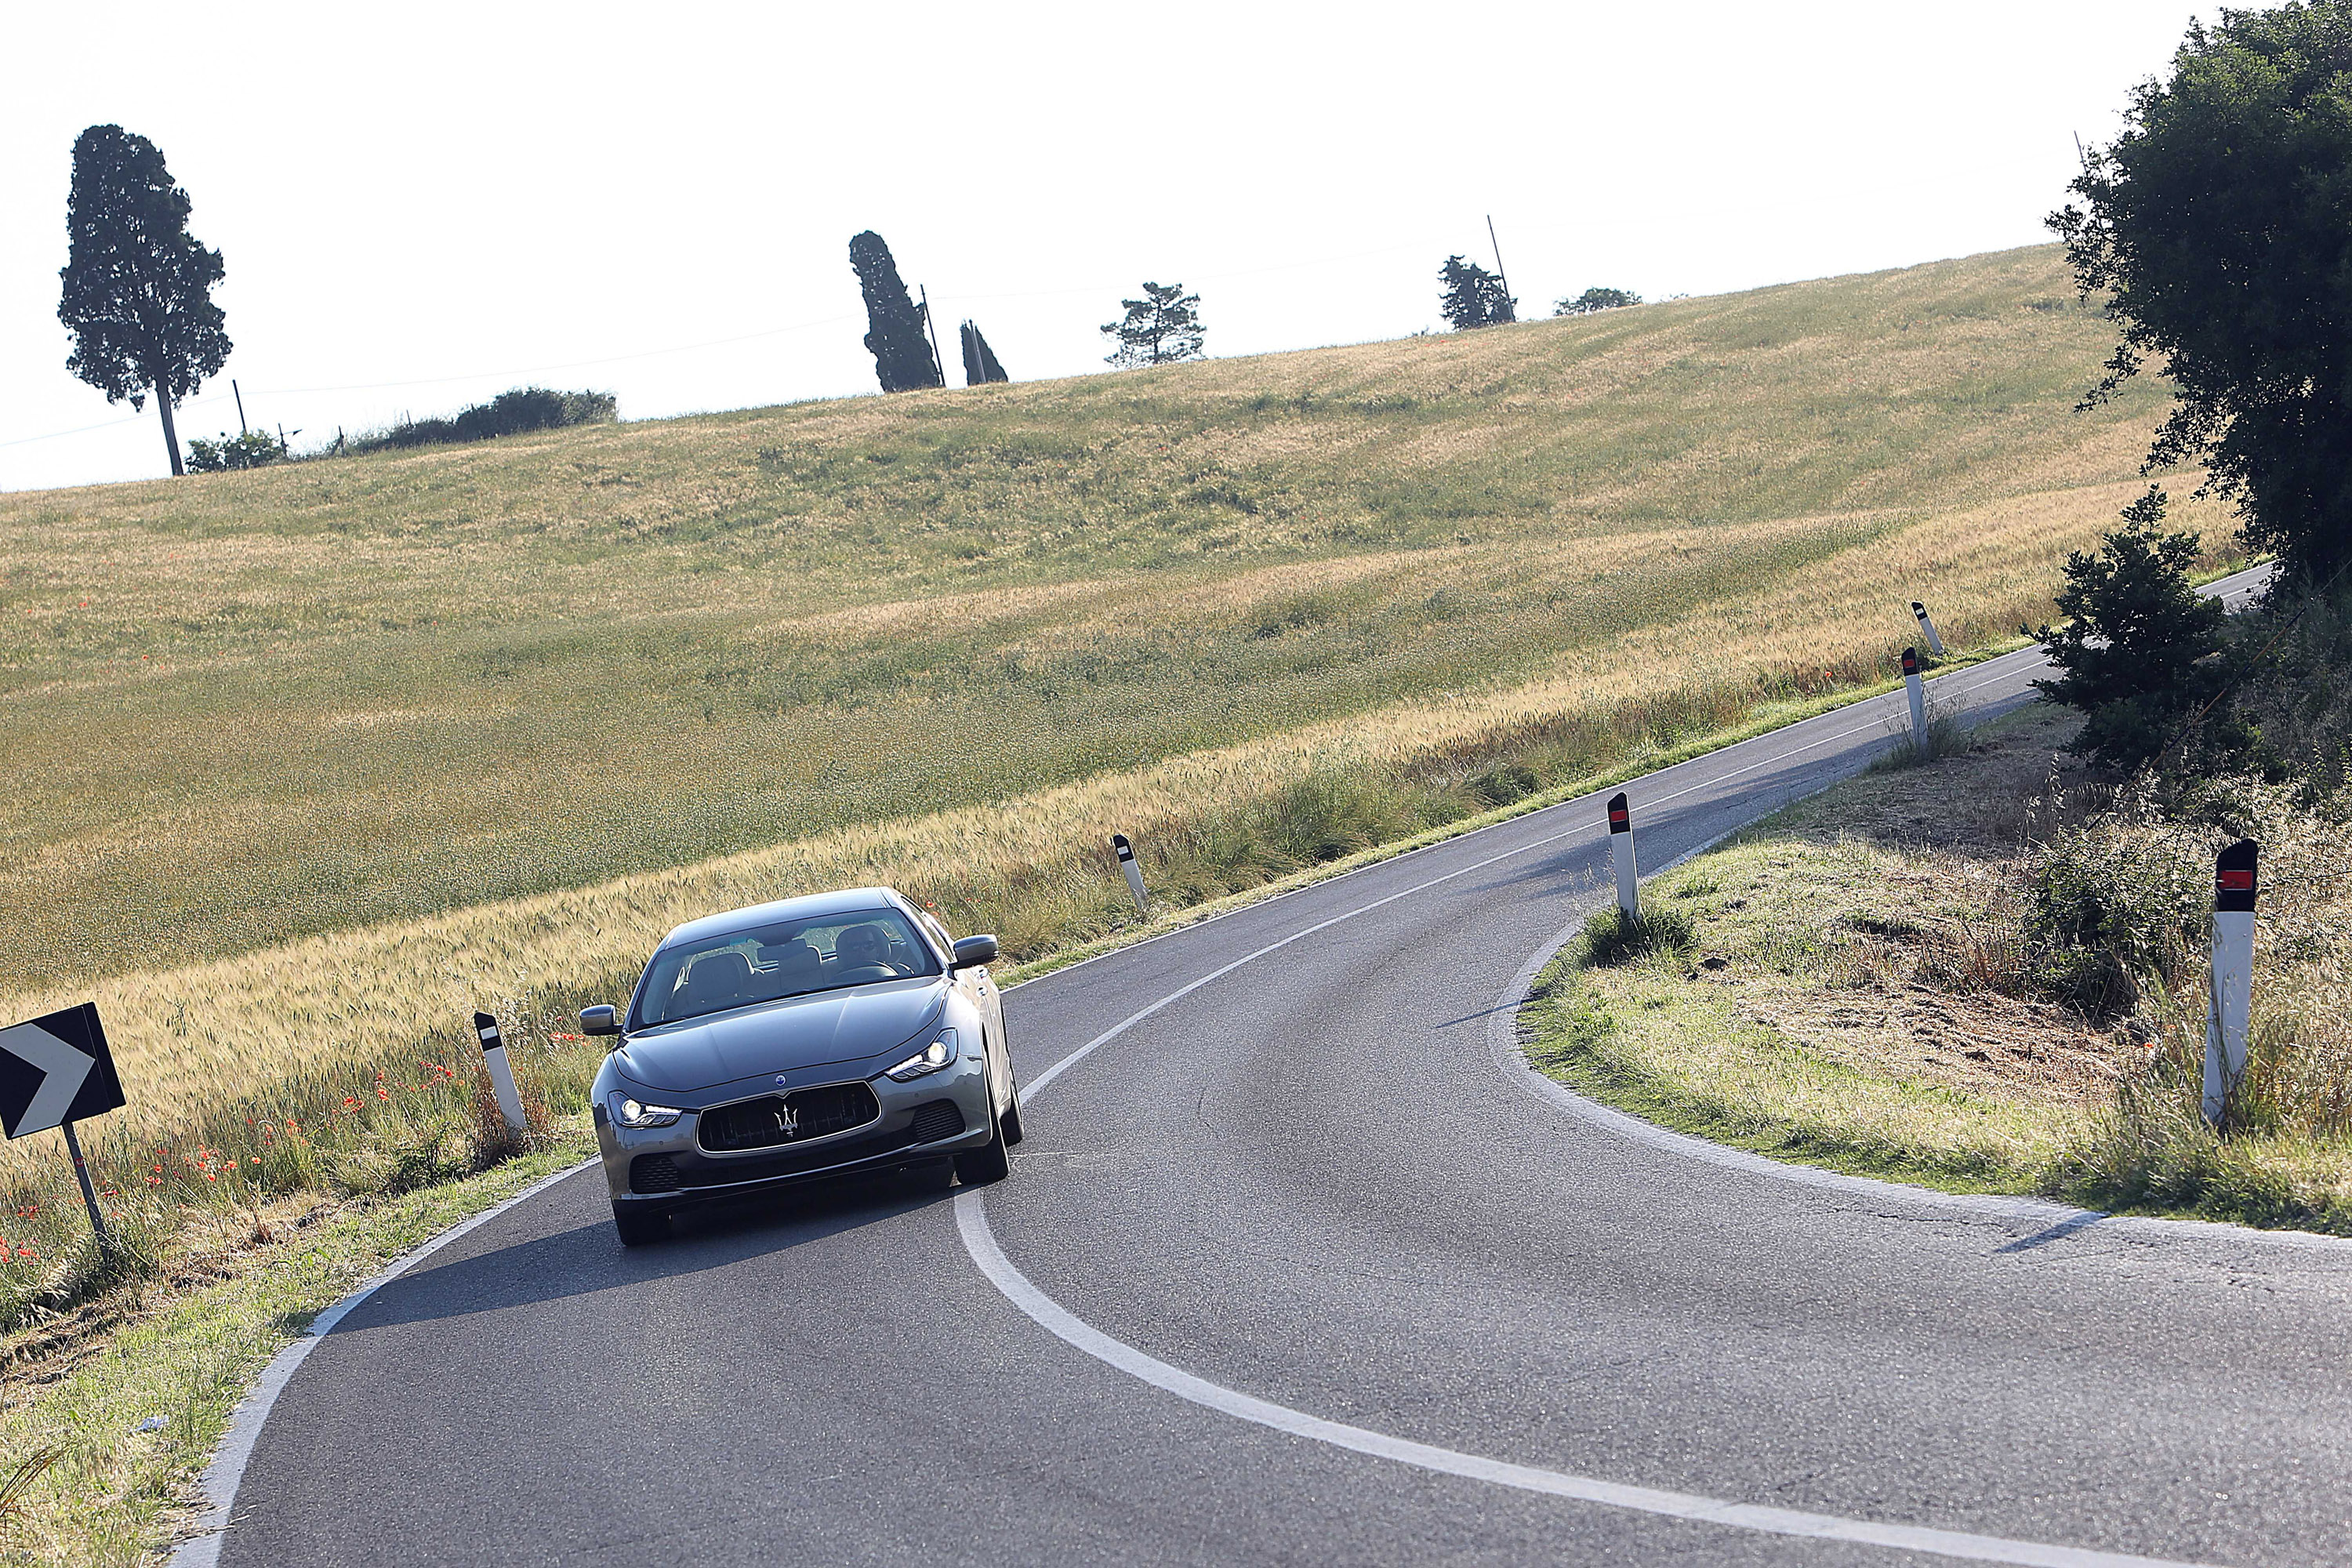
top-left (250, 314), bottom-right (864, 397)
top-left (0, 391), bottom-right (235, 452)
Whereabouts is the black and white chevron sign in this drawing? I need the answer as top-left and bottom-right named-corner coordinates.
top-left (0, 1003), bottom-right (125, 1140)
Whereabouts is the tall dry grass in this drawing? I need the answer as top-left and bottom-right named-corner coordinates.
top-left (0, 246), bottom-right (2210, 995)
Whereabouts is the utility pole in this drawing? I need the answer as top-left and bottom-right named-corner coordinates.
top-left (232, 379), bottom-right (248, 435)
top-left (1486, 215), bottom-right (1515, 323)
top-left (919, 285), bottom-right (945, 387)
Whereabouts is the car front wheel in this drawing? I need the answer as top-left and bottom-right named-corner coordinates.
top-left (612, 1201), bottom-right (670, 1247)
top-left (954, 1102), bottom-right (1011, 1185)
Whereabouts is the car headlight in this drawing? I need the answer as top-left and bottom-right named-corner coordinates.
top-left (885, 1028), bottom-right (960, 1082)
top-left (608, 1092), bottom-right (682, 1129)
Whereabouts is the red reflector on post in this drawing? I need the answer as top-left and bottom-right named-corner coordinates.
top-left (1901, 648), bottom-right (1918, 675)
top-left (2219, 869), bottom-right (2254, 891)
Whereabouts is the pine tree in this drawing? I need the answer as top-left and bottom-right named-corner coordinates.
top-left (848, 231), bottom-right (942, 393)
top-left (960, 321), bottom-right (1008, 385)
top-left (1437, 256), bottom-right (1514, 330)
top-left (57, 125), bottom-right (232, 477)
top-left (1102, 283), bottom-right (1204, 368)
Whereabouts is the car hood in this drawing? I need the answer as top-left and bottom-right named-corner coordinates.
top-left (611, 978), bottom-right (946, 1095)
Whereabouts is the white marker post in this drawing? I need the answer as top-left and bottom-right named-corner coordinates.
top-left (474, 1011), bottom-right (528, 1135)
top-left (1606, 792), bottom-right (1639, 922)
top-left (2202, 840), bottom-right (2258, 1129)
top-left (1111, 833), bottom-right (1149, 916)
top-left (1901, 646), bottom-right (1928, 753)
top-left (1910, 601), bottom-right (1945, 656)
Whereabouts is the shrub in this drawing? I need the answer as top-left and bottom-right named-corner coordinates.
top-left (2024, 811), bottom-right (2208, 1013)
top-left (185, 430), bottom-right (287, 472)
top-left (357, 387), bottom-right (615, 452)
top-left (2030, 492), bottom-right (2225, 771)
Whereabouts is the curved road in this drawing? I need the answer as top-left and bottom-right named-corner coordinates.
top-left (197, 568), bottom-right (2352, 1567)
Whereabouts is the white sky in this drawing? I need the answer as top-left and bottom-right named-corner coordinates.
top-left (1, 1), bottom-right (2213, 493)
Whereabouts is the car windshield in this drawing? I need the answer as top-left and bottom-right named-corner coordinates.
top-left (632, 908), bottom-right (942, 1028)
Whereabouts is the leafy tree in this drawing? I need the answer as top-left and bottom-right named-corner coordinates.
top-left (848, 231), bottom-right (942, 392)
top-left (960, 320), bottom-right (1008, 385)
top-left (1555, 287), bottom-right (1642, 316)
top-left (2031, 489), bottom-right (2228, 770)
top-left (1437, 256), bottom-right (1515, 329)
top-left (1102, 283), bottom-right (1204, 368)
top-left (185, 430), bottom-right (287, 472)
top-left (2053, 3), bottom-right (2352, 580)
top-left (56, 125), bottom-right (231, 477)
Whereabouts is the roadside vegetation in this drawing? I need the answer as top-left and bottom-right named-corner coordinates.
top-left (1536, 4), bottom-right (2352, 1236)
top-left (1527, 695), bottom-right (2352, 1230)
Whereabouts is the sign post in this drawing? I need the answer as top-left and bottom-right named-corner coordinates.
top-left (1606, 792), bottom-right (1639, 922)
top-left (473, 1012), bottom-right (528, 1134)
top-left (1910, 601), bottom-right (1945, 656)
top-left (1902, 647), bottom-right (1928, 753)
top-left (1112, 833), bottom-right (1149, 916)
top-left (1, 1003), bottom-right (128, 1254)
top-left (2203, 840), bottom-right (2259, 1129)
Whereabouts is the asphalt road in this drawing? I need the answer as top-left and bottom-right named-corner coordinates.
top-left (203, 567), bottom-right (2352, 1567)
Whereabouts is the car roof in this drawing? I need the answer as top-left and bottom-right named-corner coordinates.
top-left (655, 887), bottom-right (908, 952)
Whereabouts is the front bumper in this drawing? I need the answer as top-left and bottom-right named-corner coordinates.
top-left (598, 1058), bottom-right (992, 1208)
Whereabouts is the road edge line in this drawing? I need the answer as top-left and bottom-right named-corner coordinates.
top-left (167, 1156), bottom-right (598, 1566)
top-left (953, 1191), bottom-right (2216, 1568)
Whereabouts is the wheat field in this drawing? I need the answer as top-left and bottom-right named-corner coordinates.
top-left (0, 244), bottom-right (2225, 1185)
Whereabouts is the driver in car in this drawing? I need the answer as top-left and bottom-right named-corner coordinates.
top-left (833, 923), bottom-right (901, 975)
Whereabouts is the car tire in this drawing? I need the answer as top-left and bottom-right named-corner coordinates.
top-left (1000, 1083), bottom-right (1025, 1147)
top-left (612, 1202), bottom-right (670, 1247)
top-left (954, 1104), bottom-right (1011, 1185)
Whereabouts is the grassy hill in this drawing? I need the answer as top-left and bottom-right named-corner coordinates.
top-left (1, 245), bottom-right (2201, 996)
top-left (0, 241), bottom-right (2254, 1178)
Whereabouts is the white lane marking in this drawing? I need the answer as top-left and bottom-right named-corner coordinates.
top-left (955, 1194), bottom-right (2214, 1568)
top-left (169, 1159), bottom-right (599, 1567)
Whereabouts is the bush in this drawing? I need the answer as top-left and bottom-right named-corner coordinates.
top-left (2024, 811), bottom-right (2209, 1013)
top-left (2030, 491), bottom-right (2224, 771)
top-left (1554, 287), bottom-right (1642, 316)
top-left (357, 387), bottom-right (615, 452)
top-left (185, 430), bottom-right (287, 472)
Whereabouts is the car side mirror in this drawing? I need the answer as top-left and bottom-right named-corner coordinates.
top-left (580, 1004), bottom-right (620, 1036)
top-left (952, 935), bottom-right (1000, 971)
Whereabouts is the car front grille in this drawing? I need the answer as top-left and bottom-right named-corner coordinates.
top-left (665, 1122), bottom-right (925, 1188)
top-left (699, 1082), bottom-right (881, 1152)
top-left (909, 1099), bottom-right (966, 1144)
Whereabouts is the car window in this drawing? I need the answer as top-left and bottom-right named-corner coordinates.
top-left (633, 908), bottom-right (942, 1028)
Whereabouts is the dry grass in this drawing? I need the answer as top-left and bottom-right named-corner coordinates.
top-left (0, 245), bottom-right (2223, 996)
top-left (1528, 702), bottom-right (2352, 1228)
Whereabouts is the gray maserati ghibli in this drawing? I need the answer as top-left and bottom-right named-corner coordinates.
top-left (582, 886), bottom-right (1020, 1245)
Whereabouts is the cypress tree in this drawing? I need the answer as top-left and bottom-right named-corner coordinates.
top-left (960, 320), bottom-right (1008, 386)
top-left (848, 231), bottom-right (942, 393)
top-left (1437, 256), bottom-right (1515, 331)
top-left (57, 125), bottom-right (232, 477)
